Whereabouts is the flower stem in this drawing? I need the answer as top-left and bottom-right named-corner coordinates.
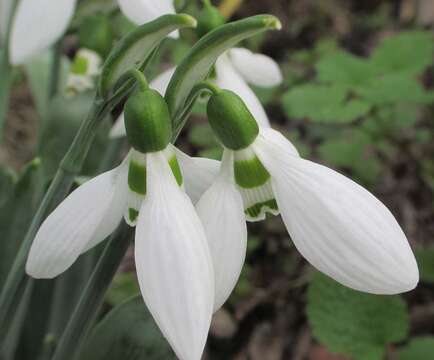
top-left (48, 41), bottom-right (63, 99)
top-left (0, 97), bottom-right (110, 342)
top-left (0, 0), bottom-right (20, 142)
top-left (51, 224), bottom-right (133, 360)
top-left (0, 53), bottom-right (12, 142)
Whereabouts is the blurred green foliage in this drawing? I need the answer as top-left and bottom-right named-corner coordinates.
top-left (307, 273), bottom-right (409, 360)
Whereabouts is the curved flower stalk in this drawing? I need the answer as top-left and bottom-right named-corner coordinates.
top-left (110, 0), bottom-right (282, 137)
top-left (110, 67), bottom-right (175, 137)
top-left (0, 0), bottom-right (77, 65)
top-left (197, 89), bottom-right (419, 310)
top-left (26, 85), bottom-right (217, 360)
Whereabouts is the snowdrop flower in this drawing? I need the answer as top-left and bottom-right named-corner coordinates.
top-left (197, 89), bottom-right (419, 310)
top-left (0, 0), bottom-right (77, 65)
top-left (26, 87), bottom-right (218, 360)
top-left (66, 48), bottom-right (103, 96)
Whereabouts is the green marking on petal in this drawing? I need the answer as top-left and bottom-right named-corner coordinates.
top-left (234, 156), bottom-right (271, 188)
top-left (169, 156), bottom-right (183, 186)
top-left (71, 55), bottom-right (89, 75)
top-left (128, 208), bottom-right (139, 222)
top-left (245, 199), bottom-right (278, 219)
top-left (128, 160), bottom-right (147, 195)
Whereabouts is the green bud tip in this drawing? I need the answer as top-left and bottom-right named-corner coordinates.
top-left (264, 16), bottom-right (282, 30)
top-left (178, 14), bottom-right (198, 28)
top-left (124, 89), bottom-right (172, 154)
top-left (207, 90), bottom-right (259, 150)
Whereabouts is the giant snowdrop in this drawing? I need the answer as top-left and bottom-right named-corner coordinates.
top-left (26, 86), bottom-right (218, 360)
top-left (0, 0), bottom-right (77, 65)
top-left (196, 89), bottom-right (419, 310)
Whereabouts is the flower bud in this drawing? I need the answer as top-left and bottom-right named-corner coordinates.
top-left (78, 15), bottom-right (114, 57)
top-left (207, 90), bottom-right (259, 150)
top-left (125, 89), bottom-right (172, 153)
top-left (197, 1), bottom-right (226, 37)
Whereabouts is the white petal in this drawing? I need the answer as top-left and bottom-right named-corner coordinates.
top-left (109, 67), bottom-right (176, 138)
top-left (117, 0), bottom-right (178, 38)
top-left (258, 127), bottom-right (300, 158)
top-left (135, 151), bottom-right (214, 360)
top-left (9, 0), bottom-right (77, 65)
top-left (26, 164), bottom-right (128, 279)
top-left (109, 112), bottom-right (126, 138)
top-left (196, 149), bottom-right (247, 311)
top-left (151, 66), bottom-right (175, 95)
top-left (253, 137), bottom-right (419, 294)
top-left (175, 148), bottom-right (220, 204)
top-left (229, 47), bottom-right (283, 87)
top-left (215, 53), bottom-right (271, 127)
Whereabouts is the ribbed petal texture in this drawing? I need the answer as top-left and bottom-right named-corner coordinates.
top-left (135, 151), bottom-right (214, 360)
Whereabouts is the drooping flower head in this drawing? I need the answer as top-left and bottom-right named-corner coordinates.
top-left (197, 89), bottom-right (419, 310)
top-left (26, 84), bottom-right (219, 360)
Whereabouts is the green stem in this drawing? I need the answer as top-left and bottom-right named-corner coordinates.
top-left (0, 97), bottom-right (110, 341)
top-left (126, 69), bottom-right (148, 92)
top-left (48, 41), bottom-right (63, 99)
top-left (0, 54), bottom-right (12, 141)
top-left (0, 0), bottom-right (20, 142)
top-left (51, 224), bottom-right (133, 360)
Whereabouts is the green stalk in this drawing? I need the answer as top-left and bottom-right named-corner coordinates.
top-left (0, 0), bottom-right (20, 141)
top-left (48, 41), bottom-right (63, 99)
top-left (51, 224), bottom-right (133, 360)
top-left (0, 97), bottom-right (110, 340)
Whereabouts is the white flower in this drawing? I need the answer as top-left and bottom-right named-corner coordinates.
top-left (26, 146), bottom-right (218, 360)
top-left (0, 0), bottom-right (77, 65)
top-left (66, 48), bottom-right (102, 96)
top-left (197, 126), bottom-right (419, 310)
top-left (118, 0), bottom-right (179, 38)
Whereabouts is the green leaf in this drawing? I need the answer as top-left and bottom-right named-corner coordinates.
top-left (99, 14), bottom-right (197, 97)
top-left (188, 123), bottom-right (218, 147)
top-left (79, 296), bottom-right (175, 360)
top-left (316, 51), bottom-right (376, 88)
top-left (355, 74), bottom-right (434, 106)
top-left (318, 129), bottom-right (381, 184)
top-left (282, 84), bottom-right (371, 123)
top-left (398, 337), bottom-right (434, 360)
top-left (165, 15), bottom-right (281, 124)
top-left (24, 52), bottom-right (70, 120)
top-left (415, 248), bottom-right (434, 283)
top-left (0, 159), bottom-right (44, 287)
top-left (371, 31), bottom-right (434, 75)
top-left (307, 272), bottom-right (409, 360)
top-left (106, 272), bottom-right (141, 306)
top-left (38, 93), bottom-right (110, 179)
top-left (0, 166), bottom-right (15, 207)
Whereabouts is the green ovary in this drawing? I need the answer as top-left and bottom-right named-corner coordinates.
top-left (71, 56), bottom-right (89, 75)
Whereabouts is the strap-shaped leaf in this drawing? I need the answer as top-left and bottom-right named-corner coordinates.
top-left (165, 15), bottom-right (281, 126)
top-left (99, 14), bottom-right (197, 97)
top-left (79, 295), bottom-right (175, 360)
